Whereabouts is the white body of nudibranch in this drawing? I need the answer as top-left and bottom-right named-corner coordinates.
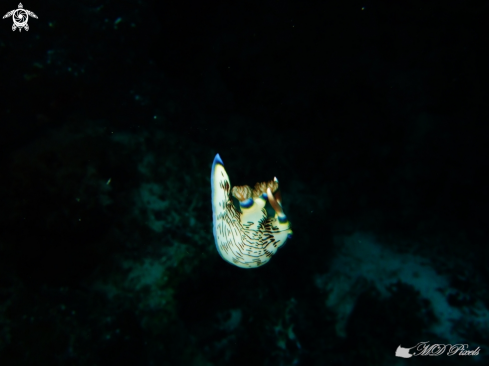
top-left (211, 154), bottom-right (292, 268)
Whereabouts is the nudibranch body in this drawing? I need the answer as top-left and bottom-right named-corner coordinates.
top-left (211, 154), bottom-right (292, 268)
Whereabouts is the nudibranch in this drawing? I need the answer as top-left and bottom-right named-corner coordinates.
top-left (211, 154), bottom-right (293, 268)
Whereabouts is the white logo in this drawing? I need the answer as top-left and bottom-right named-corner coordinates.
top-left (395, 342), bottom-right (481, 358)
top-left (395, 345), bottom-right (415, 358)
top-left (3, 3), bottom-right (38, 32)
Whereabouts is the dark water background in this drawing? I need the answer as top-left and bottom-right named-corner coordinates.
top-left (1, 0), bottom-right (488, 365)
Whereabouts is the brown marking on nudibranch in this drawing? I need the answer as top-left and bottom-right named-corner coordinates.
top-left (232, 185), bottom-right (253, 201)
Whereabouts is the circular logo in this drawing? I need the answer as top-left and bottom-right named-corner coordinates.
top-left (12, 9), bottom-right (28, 28)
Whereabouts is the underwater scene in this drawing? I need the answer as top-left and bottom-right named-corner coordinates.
top-left (1, 1), bottom-right (488, 365)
